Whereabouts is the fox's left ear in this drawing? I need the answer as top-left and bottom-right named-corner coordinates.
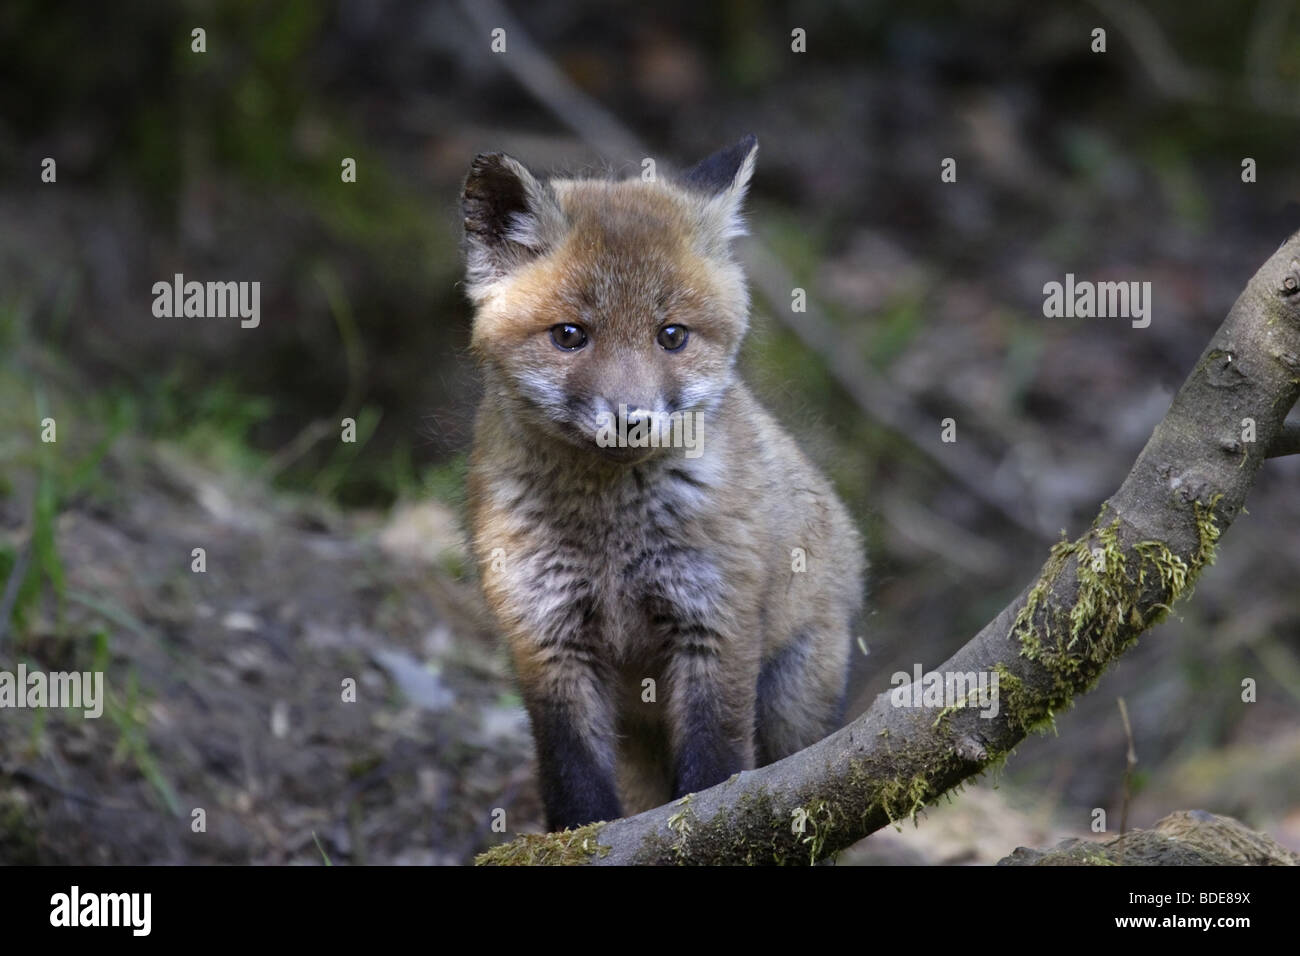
top-left (681, 134), bottom-right (758, 252)
top-left (461, 152), bottom-right (566, 300)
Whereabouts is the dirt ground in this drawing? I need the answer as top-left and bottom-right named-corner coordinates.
top-left (0, 439), bottom-right (539, 865)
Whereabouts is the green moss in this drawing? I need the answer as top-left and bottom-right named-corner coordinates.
top-left (791, 800), bottom-right (835, 864)
top-left (931, 703), bottom-right (959, 731)
top-left (1193, 494), bottom-right (1223, 570)
top-left (877, 773), bottom-right (932, 827)
top-left (1006, 500), bottom-right (1224, 737)
top-left (1134, 539), bottom-right (1189, 596)
top-left (1066, 520), bottom-right (1128, 649)
top-left (632, 785), bottom-right (802, 866)
top-left (665, 794), bottom-right (697, 861)
top-left (612, 750), bottom-right (961, 866)
top-left (992, 663), bottom-right (1058, 737)
top-left (474, 822), bottom-right (610, 866)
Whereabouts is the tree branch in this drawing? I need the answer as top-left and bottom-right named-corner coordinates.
top-left (479, 231), bottom-right (1300, 865)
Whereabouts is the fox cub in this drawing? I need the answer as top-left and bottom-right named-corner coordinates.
top-left (461, 135), bottom-right (865, 831)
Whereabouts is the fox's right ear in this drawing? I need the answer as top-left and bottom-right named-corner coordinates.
top-left (681, 134), bottom-right (758, 257)
top-left (461, 152), bottom-right (565, 298)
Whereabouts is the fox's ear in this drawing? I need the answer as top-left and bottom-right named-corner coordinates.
top-left (681, 134), bottom-right (758, 253)
top-left (683, 134), bottom-right (758, 195)
top-left (461, 152), bottom-right (565, 297)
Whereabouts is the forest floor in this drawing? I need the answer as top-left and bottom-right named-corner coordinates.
top-left (0, 431), bottom-right (540, 864)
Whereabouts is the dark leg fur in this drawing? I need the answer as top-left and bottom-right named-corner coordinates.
top-left (654, 608), bottom-right (755, 796)
top-left (670, 658), bottom-right (750, 796)
top-left (755, 630), bottom-right (848, 766)
top-left (528, 694), bottom-right (622, 831)
top-left (519, 591), bottom-right (623, 831)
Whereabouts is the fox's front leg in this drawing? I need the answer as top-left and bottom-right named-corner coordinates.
top-left (651, 597), bottom-right (759, 797)
top-left (510, 607), bottom-right (622, 832)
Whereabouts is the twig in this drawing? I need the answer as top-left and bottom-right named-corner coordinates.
top-left (455, 0), bottom-right (643, 160)
top-left (1085, 0), bottom-right (1217, 103)
top-left (1087, 0), bottom-right (1300, 118)
top-left (1116, 696), bottom-right (1137, 837)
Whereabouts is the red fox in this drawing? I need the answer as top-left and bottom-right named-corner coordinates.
top-left (461, 136), bottom-right (865, 831)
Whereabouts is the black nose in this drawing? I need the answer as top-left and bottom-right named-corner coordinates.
top-left (621, 405), bottom-right (655, 427)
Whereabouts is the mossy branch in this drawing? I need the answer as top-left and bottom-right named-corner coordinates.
top-left (478, 231), bottom-right (1300, 866)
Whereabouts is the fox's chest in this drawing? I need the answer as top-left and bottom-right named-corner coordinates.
top-left (491, 460), bottom-right (724, 657)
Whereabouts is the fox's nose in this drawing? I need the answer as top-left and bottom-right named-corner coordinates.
top-left (621, 404), bottom-right (656, 427)
top-left (594, 398), bottom-right (657, 425)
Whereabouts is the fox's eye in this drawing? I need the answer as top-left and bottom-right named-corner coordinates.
top-left (550, 323), bottom-right (588, 351)
top-left (657, 325), bottom-right (689, 351)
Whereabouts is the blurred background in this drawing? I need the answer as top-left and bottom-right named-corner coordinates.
top-left (1, 0), bottom-right (1298, 864)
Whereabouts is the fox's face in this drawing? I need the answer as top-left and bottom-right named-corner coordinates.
top-left (461, 137), bottom-right (758, 462)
